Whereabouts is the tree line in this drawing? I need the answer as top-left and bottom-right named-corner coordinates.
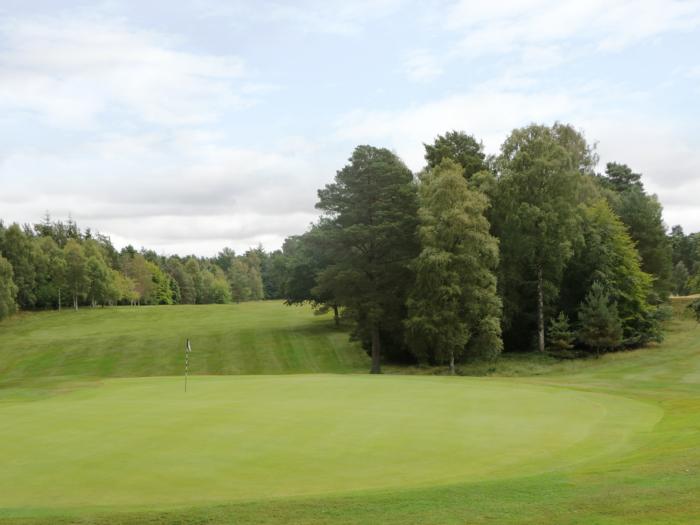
top-left (0, 217), bottom-right (287, 317)
top-left (1, 122), bottom-right (699, 372)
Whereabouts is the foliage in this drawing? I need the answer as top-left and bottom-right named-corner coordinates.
top-left (0, 224), bottom-right (37, 308)
top-left (405, 159), bottom-right (502, 371)
top-left (602, 164), bottom-right (673, 297)
top-left (492, 123), bottom-right (592, 352)
top-left (315, 145), bottom-right (419, 372)
top-left (424, 130), bottom-right (486, 180)
top-left (688, 299), bottom-right (700, 323)
top-left (0, 254), bottom-right (18, 320)
top-left (672, 261), bottom-right (690, 296)
top-left (547, 312), bottom-right (575, 354)
top-left (561, 201), bottom-right (658, 347)
top-left (577, 281), bottom-right (623, 356)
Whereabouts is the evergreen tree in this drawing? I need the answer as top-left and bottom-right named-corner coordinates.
top-left (315, 145), bottom-right (419, 373)
top-left (561, 201), bottom-right (657, 346)
top-left (602, 163), bottom-right (673, 297)
top-left (424, 131), bottom-right (486, 180)
top-left (405, 159), bottom-right (502, 372)
top-left (578, 281), bottom-right (623, 357)
top-left (547, 312), bottom-right (575, 354)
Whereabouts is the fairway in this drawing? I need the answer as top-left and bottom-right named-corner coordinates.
top-left (0, 375), bottom-right (659, 511)
top-left (0, 303), bottom-right (369, 384)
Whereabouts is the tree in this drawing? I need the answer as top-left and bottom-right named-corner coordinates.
top-left (33, 236), bottom-right (67, 309)
top-left (315, 145), bottom-right (419, 373)
top-left (405, 159), bottom-right (502, 373)
top-left (63, 239), bottom-right (88, 310)
top-left (122, 254), bottom-right (154, 305)
top-left (424, 131), bottom-right (486, 180)
top-left (282, 230), bottom-right (341, 325)
top-left (688, 299), bottom-right (700, 323)
top-left (0, 255), bottom-right (18, 320)
top-left (578, 281), bottom-right (623, 357)
top-left (669, 225), bottom-right (692, 268)
top-left (493, 123), bottom-right (593, 352)
top-left (600, 162), bottom-right (642, 192)
top-left (0, 224), bottom-right (37, 309)
top-left (86, 256), bottom-right (112, 306)
top-left (672, 262), bottom-right (690, 296)
top-left (113, 272), bottom-right (138, 305)
top-left (261, 250), bottom-right (287, 299)
top-left (201, 268), bottom-right (231, 304)
top-left (167, 259), bottom-right (196, 304)
top-left (148, 262), bottom-right (175, 305)
top-left (560, 201), bottom-right (657, 346)
top-left (228, 256), bottom-right (263, 302)
top-left (547, 312), bottom-right (575, 354)
top-left (602, 163), bottom-right (673, 297)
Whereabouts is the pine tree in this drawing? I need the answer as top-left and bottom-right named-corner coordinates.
top-left (547, 312), bottom-right (575, 354)
top-left (578, 282), bottom-right (623, 357)
top-left (315, 145), bottom-right (419, 373)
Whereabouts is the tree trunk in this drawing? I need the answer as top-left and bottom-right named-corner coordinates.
top-left (537, 266), bottom-right (545, 353)
top-left (58, 288), bottom-right (61, 312)
top-left (370, 324), bottom-right (381, 374)
top-left (333, 304), bottom-right (340, 327)
top-left (449, 351), bottom-right (455, 375)
top-left (73, 292), bottom-right (78, 311)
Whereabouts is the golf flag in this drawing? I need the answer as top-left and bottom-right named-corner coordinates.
top-left (185, 338), bottom-right (192, 392)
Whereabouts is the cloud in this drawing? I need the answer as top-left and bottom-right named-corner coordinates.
top-left (198, 0), bottom-right (405, 36)
top-left (0, 14), bottom-right (250, 128)
top-left (336, 88), bottom-right (580, 168)
top-left (432, 0), bottom-right (700, 87)
top-left (402, 49), bottom-right (444, 82)
top-left (0, 128), bottom-right (337, 254)
top-left (447, 0), bottom-right (700, 56)
top-left (335, 84), bottom-right (700, 232)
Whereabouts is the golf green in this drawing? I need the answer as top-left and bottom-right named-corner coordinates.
top-left (0, 374), bottom-right (660, 512)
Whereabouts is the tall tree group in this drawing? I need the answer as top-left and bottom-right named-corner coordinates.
top-left (275, 123), bottom-right (693, 371)
top-left (1, 122), bottom-right (697, 375)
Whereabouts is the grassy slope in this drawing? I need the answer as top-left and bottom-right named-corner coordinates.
top-left (1, 299), bottom-right (699, 524)
top-left (0, 302), bottom-right (370, 388)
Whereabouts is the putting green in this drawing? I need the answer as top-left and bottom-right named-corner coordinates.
top-left (0, 374), bottom-right (660, 512)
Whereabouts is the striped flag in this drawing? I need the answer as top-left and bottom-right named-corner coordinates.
top-left (185, 338), bottom-right (192, 392)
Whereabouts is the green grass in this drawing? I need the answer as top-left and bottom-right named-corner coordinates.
top-left (1, 299), bottom-right (699, 524)
top-left (0, 302), bottom-right (369, 388)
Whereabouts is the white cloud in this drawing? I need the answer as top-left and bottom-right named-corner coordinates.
top-left (198, 0), bottom-right (405, 36)
top-left (0, 15), bottom-right (250, 128)
top-left (336, 88), bottom-right (579, 168)
top-left (402, 49), bottom-right (444, 82)
top-left (335, 85), bottom-right (700, 232)
top-left (447, 0), bottom-right (700, 56)
top-left (0, 129), bottom-right (336, 254)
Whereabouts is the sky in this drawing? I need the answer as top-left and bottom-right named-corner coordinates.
top-left (1, 0), bottom-right (699, 256)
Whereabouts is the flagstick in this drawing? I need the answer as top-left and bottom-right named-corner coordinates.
top-left (185, 338), bottom-right (191, 392)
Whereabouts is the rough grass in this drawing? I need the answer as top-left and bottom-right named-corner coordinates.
top-left (1, 298), bottom-right (699, 524)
